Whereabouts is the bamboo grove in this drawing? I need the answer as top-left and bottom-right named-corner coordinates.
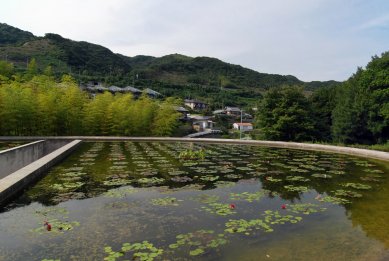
top-left (0, 72), bottom-right (181, 136)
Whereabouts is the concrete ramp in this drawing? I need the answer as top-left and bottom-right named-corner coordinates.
top-left (0, 140), bottom-right (82, 206)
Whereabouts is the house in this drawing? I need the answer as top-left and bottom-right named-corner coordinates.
top-left (184, 99), bottom-right (208, 110)
top-left (225, 106), bottom-right (241, 116)
top-left (233, 122), bottom-right (253, 132)
top-left (190, 116), bottom-right (214, 132)
top-left (174, 106), bottom-right (189, 120)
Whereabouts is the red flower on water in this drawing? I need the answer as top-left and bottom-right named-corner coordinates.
top-left (281, 204), bottom-right (287, 209)
top-left (229, 204), bottom-right (236, 209)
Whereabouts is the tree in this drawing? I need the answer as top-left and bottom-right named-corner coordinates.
top-left (332, 52), bottom-right (389, 144)
top-left (152, 98), bottom-right (181, 136)
top-left (256, 86), bottom-right (315, 141)
top-left (310, 85), bottom-right (337, 141)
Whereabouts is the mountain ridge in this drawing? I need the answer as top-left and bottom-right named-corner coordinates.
top-left (0, 22), bottom-right (339, 107)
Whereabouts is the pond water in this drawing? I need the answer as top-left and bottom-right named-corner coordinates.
top-left (1, 142), bottom-right (389, 261)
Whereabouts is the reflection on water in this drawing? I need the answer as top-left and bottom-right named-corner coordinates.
top-left (0, 142), bottom-right (389, 261)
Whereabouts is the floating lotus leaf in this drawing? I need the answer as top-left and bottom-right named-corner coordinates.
top-left (168, 170), bottom-right (187, 176)
top-left (355, 161), bottom-right (375, 167)
top-left (286, 203), bottom-right (326, 214)
top-left (214, 181), bottom-right (236, 188)
top-left (360, 176), bottom-right (381, 182)
top-left (363, 169), bottom-right (384, 173)
top-left (104, 187), bottom-right (138, 198)
top-left (104, 241), bottom-right (163, 261)
top-left (50, 182), bottom-right (84, 191)
top-left (169, 230), bottom-right (227, 256)
top-left (327, 170), bottom-right (346, 175)
top-left (236, 166), bottom-right (253, 171)
top-left (230, 191), bottom-right (267, 202)
top-left (103, 179), bottom-right (132, 186)
top-left (137, 177), bottom-right (165, 186)
top-left (265, 177), bottom-right (282, 183)
top-left (301, 165), bottom-right (325, 171)
top-left (283, 185), bottom-right (309, 193)
top-left (32, 219), bottom-right (80, 234)
top-left (171, 176), bottom-right (193, 183)
top-left (201, 203), bottom-right (236, 216)
top-left (318, 196), bottom-right (351, 204)
top-left (199, 175), bottom-right (219, 182)
top-left (312, 174), bottom-right (332, 179)
top-left (290, 168), bottom-right (309, 173)
top-left (151, 197), bottom-right (182, 206)
top-left (332, 189), bottom-right (363, 198)
top-left (286, 176), bottom-right (310, 182)
top-left (224, 174), bottom-right (243, 179)
top-left (342, 183), bottom-right (372, 190)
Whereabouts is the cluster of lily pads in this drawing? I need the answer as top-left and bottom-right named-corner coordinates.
top-left (104, 241), bottom-right (163, 261)
top-left (32, 207), bottom-right (80, 234)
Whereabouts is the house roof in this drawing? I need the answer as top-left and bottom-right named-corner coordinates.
top-left (184, 99), bottom-right (206, 104)
top-left (123, 86), bottom-right (142, 93)
top-left (213, 109), bottom-right (225, 114)
top-left (144, 88), bottom-right (162, 97)
top-left (190, 115), bottom-right (213, 121)
top-left (174, 106), bottom-right (189, 113)
top-left (234, 122), bottom-right (253, 126)
top-left (225, 107), bottom-right (241, 112)
top-left (108, 86), bottom-right (122, 92)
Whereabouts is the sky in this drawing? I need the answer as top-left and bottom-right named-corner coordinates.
top-left (1, 0), bottom-right (389, 81)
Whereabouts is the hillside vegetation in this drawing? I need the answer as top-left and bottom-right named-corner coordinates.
top-left (0, 23), bottom-right (338, 108)
top-left (256, 52), bottom-right (389, 145)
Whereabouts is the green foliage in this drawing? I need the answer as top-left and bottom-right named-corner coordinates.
top-left (0, 60), bottom-right (14, 78)
top-left (179, 149), bottom-right (208, 160)
top-left (104, 241), bottom-right (163, 261)
top-left (169, 230), bottom-right (227, 256)
top-left (256, 86), bottom-right (315, 141)
top-left (0, 23), bottom-right (35, 46)
top-left (0, 74), bottom-right (181, 136)
top-left (332, 52), bottom-right (389, 144)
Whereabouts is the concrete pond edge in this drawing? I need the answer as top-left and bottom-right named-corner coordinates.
top-left (0, 140), bottom-right (82, 207)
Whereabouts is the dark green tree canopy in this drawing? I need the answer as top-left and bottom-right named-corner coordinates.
top-left (256, 86), bottom-right (315, 141)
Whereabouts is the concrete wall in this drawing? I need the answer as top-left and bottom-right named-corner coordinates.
top-left (0, 140), bottom-right (82, 207)
top-left (0, 139), bottom-right (70, 179)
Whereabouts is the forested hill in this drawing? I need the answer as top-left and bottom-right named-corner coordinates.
top-left (0, 23), bottom-right (338, 92)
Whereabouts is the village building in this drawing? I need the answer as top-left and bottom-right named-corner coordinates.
top-left (184, 99), bottom-right (208, 110)
top-left (225, 106), bottom-right (241, 116)
top-left (233, 122), bottom-right (253, 132)
top-left (190, 115), bottom-right (214, 132)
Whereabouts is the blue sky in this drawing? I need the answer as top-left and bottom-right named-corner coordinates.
top-left (1, 0), bottom-right (388, 81)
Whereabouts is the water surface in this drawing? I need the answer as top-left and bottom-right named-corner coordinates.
top-left (1, 142), bottom-right (389, 261)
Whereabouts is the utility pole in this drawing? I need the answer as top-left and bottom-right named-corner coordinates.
top-left (240, 109), bottom-right (243, 140)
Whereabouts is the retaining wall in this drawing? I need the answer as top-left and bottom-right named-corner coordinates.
top-left (0, 140), bottom-right (82, 207)
top-left (0, 139), bottom-right (70, 179)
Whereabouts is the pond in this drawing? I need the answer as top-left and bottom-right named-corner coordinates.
top-left (1, 142), bottom-right (389, 261)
